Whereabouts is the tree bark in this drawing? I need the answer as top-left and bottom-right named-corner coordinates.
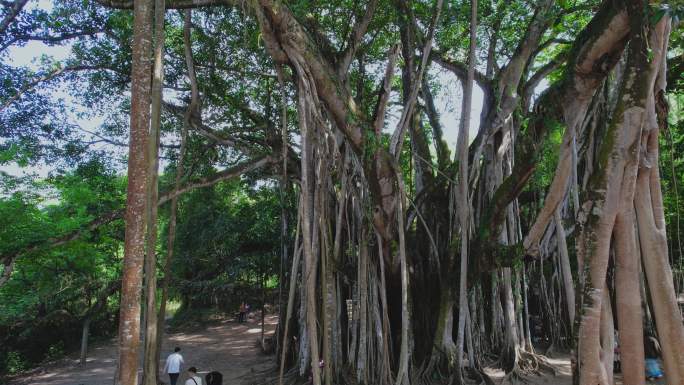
top-left (635, 17), bottom-right (684, 382)
top-left (142, 0), bottom-right (165, 383)
top-left (614, 211), bottom-right (645, 385)
top-left (455, 0), bottom-right (476, 375)
top-left (577, 3), bottom-right (658, 383)
top-left (80, 317), bottom-right (92, 366)
top-left (117, 0), bottom-right (154, 382)
top-left (555, 209), bottom-right (575, 330)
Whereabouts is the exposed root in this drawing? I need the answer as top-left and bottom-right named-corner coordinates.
top-left (500, 349), bottom-right (556, 384)
top-left (244, 366), bottom-right (300, 385)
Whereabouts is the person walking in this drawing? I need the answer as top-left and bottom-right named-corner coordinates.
top-left (238, 302), bottom-right (246, 323)
top-left (163, 347), bottom-right (185, 385)
top-left (185, 367), bottom-right (203, 385)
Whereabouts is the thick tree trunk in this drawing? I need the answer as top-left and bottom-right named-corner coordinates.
top-left (116, 0), bottom-right (153, 382)
top-left (635, 19), bottom-right (684, 380)
top-left (577, 4), bottom-right (660, 384)
top-left (614, 211), bottom-right (645, 385)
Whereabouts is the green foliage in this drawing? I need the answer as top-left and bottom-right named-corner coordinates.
top-left (169, 178), bottom-right (291, 312)
top-left (4, 351), bottom-right (27, 375)
top-left (0, 160), bottom-right (124, 375)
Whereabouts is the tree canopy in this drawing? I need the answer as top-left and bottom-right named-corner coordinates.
top-left (1, 0), bottom-right (684, 384)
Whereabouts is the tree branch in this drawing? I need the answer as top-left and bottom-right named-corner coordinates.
top-left (157, 156), bottom-right (273, 205)
top-left (476, 2), bottom-right (631, 270)
top-left (1, 29), bottom-right (104, 52)
top-left (372, 44), bottom-right (399, 138)
top-left (337, 0), bottom-right (379, 79)
top-left (94, 0), bottom-right (230, 9)
top-left (0, 0), bottom-right (29, 37)
top-left (1, 65), bottom-right (116, 112)
top-left (431, 51), bottom-right (491, 95)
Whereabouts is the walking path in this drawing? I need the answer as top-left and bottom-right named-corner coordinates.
top-left (9, 314), bottom-right (277, 385)
top-left (8, 315), bottom-right (669, 385)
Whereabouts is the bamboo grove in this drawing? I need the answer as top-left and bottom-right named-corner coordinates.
top-left (2, 0), bottom-right (684, 384)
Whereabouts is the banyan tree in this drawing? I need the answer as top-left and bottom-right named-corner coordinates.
top-left (2, 0), bottom-right (683, 384)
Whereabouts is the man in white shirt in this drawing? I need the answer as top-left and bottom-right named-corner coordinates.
top-left (185, 367), bottom-right (202, 385)
top-left (163, 347), bottom-right (184, 385)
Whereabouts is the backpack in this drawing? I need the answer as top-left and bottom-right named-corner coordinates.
top-left (205, 371), bottom-right (223, 385)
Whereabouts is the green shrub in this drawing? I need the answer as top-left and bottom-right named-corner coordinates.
top-left (5, 351), bottom-right (27, 374)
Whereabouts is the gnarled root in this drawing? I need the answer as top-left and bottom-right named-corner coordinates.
top-left (500, 348), bottom-right (556, 384)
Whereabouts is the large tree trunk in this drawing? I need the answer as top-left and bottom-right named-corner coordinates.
top-left (635, 17), bottom-right (684, 382)
top-left (614, 211), bottom-right (645, 385)
top-left (116, 0), bottom-right (153, 382)
top-left (577, 3), bottom-right (665, 383)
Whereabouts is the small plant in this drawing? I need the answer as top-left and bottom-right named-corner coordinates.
top-left (5, 351), bottom-right (27, 375)
top-left (44, 342), bottom-right (65, 362)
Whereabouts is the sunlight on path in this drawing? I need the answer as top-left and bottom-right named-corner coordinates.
top-left (10, 314), bottom-right (277, 385)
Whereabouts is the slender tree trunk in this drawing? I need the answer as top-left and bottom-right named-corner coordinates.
top-left (278, 203), bottom-right (302, 385)
top-left (116, 0), bottom-right (153, 382)
top-left (394, 170), bottom-right (410, 385)
top-left (298, 78), bottom-right (321, 385)
top-left (599, 287), bottom-right (614, 383)
top-left (455, 0), bottom-right (476, 376)
top-left (142, 0), bottom-right (164, 383)
top-left (80, 317), bottom-right (92, 366)
top-left (502, 268), bottom-right (519, 372)
top-left (155, 10), bottom-right (193, 369)
top-left (555, 209), bottom-right (575, 330)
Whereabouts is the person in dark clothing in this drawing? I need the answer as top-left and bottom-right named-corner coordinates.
top-left (205, 371), bottom-right (223, 385)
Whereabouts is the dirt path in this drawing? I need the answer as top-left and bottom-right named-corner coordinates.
top-left (9, 314), bottom-right (277, 385)
top-left (8, 317), bottom-right (670, 385)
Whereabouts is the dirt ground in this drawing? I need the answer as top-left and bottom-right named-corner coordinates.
top-left (483, 355), bottom-right (666, 385)
top-left (9, 313), bottom-right (277, 385)
top-left (7, 316), bottom-right (670, 385)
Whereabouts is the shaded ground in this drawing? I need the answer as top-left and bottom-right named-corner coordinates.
top-left (484, 354), bottom-right (667, 385)
top-left (8, 319), bottom-right (670, 385)
top-left (9, 313), bottom-right (277, 385)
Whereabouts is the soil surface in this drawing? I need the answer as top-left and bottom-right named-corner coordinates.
top-left (483, 354), bottom-right (667, 385)
top-left (8, 316), bottom-right (669, 385)
top-left (9, 313), bottom-right (277, 385)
